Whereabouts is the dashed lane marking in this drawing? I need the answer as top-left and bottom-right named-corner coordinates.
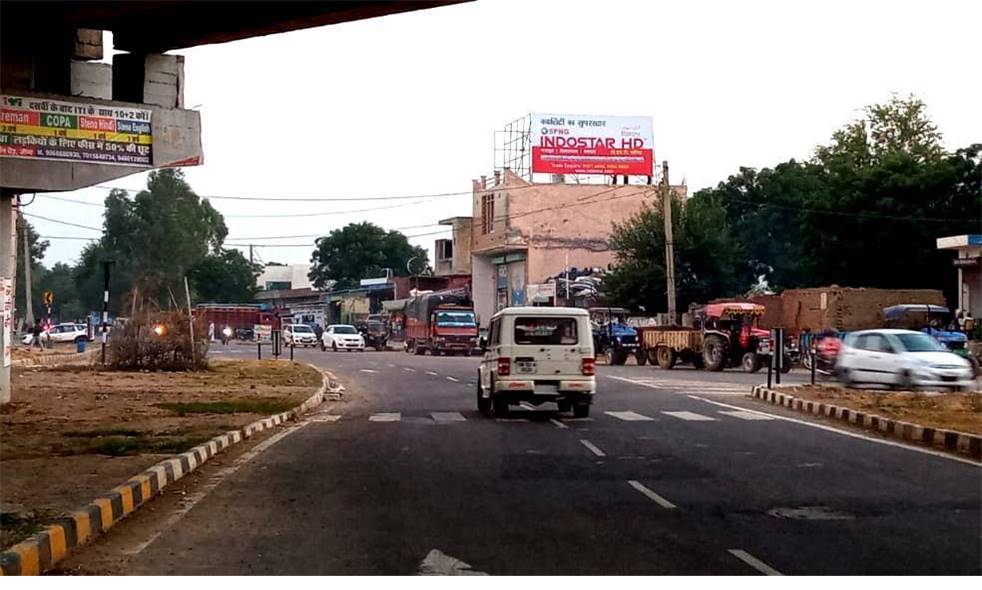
top-left (308, 414), bottom-right (342, 423)
top-left (627, 480), bottom-right (677, 509)
top-left (662, 410), bottom-right (716, 421)
top-left (718, 409), bottom-right (774, 421)
top-left (728, 549), bottom-right (783, 576)
top-left (403, 367), bottom-right (417, 373)
top-left (579, 439), bottom-right (606, 457)
top-left (369, 412), bottom-right (401, 422)
top-left (605, 410), bottom-right (655, 422)
top-left (431, 412), bottom-right (467, 423)
top-left (426, 371), bottom-right (439, 376)
top-left (549, 418), bottom-right (569, 429)
top-left (360, 369), bottom-right (378, 374)
top-left (446, 376), bottom-right (459, 382)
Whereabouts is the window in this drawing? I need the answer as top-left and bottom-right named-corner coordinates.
top-left (435, 311), bottom-right (476, 327)
top-left (513, 317), bottom-right (578, 345)
top-left (438, 240), bottom-right (453, 260)
top-left (333, 326), bottom-right (358, 334)
top-left (858, 334), bottom-right (891, 352)
top-left (481, 194), bottom-right (495, 234)
top-left (489, 319), bottom-right (501, 346)
top-left (896, 333), bottom-right (944, 352)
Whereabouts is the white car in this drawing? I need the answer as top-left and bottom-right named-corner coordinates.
top-left (23, 323), bottom-right (88, 345)
top-left (836, 329), bottom-right (975, 391)
top-left (322, 324), bottom-right (365, 352)
top-left (283, 324), bottom-right (317, 347)
top-left (478, 307), bottom-right (596, 417)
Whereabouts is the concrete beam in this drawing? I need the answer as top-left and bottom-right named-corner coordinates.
top-left (74, 29), bottom-right (103, 61)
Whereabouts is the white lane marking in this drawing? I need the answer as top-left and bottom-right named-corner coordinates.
top-left (426, 371), bottom-right (439, 376)
top-left (607, 375), bottom-right (751, 395)
top-left (308, 414), bottom-right (342, 423)
top-left (418, 549), bottom-right (487, 576)
top-left (728, 549), bottom-right (783, 576)
top-left (549, 418), bottom-right (569, 429)
top-left (431, 412), bottom-right (466, 423)
top-left (369, 412), bottom-right (401, 422)
top-left (627, 480), bottom-right (677, 509)
top-left (388, 363), bottom-right (397, 368)
top-left (519, 402), bottom-right (535, 410)
top-left (446, 376), bottom-right (459, 382)
top-left (124, 420), bottom-right (310, 555)
top-left (579, 439), bottom-right (606, 457)
top-left (688, 395), bottom-right (982, 467)
top-left (360, 369), bottom-right (378, 374)
top-left (718, 410), bottom-right (775, 421)
top-left (662, 410), bottom-right (716, 422)
top-left (403, 367), bottom-right (417, 372)
top-left (605, 410), bottom-right (655, 422)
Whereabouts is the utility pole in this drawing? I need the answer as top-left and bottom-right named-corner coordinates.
top-left (249, 244), bottom-right (254, 265)
top-left (19, 204), bottom-right (33, 328)
top-left (100, 260), bottom-right (113, 365)
top-left (1, 194), bottom-right (17, 404)
top-left (660, 161), bottom-right (677, 325)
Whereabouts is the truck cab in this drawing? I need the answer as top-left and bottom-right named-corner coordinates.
top-left (589, 307), bottom-right (638, 365)
top-left (478, 307), bottom-right (596, 417)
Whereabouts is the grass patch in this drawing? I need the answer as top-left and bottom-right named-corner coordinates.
top-left (63, 428), bottom-right (144, 438)
top-left (155, 398), bottom-right (297, 416)
top-left (85, 435), bottom-right (213, 457)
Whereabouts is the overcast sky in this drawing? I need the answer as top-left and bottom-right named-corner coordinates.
top-left (27, 0), bottom-right (982, 268)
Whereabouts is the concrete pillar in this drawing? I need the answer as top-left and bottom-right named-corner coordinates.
top-left (0, 195), bottom-right (16, 404)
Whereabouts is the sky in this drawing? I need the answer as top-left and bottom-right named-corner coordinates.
top-left (25, 0), bottom-right (982, 268)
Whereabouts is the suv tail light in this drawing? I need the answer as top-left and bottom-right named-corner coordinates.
top-left (581, 357), bottom-right (596, 376)
top-left (496, 357), bottom-right (511, 376)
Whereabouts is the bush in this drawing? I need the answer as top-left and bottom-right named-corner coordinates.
top-left (108, 310), bottom-right (209, 371)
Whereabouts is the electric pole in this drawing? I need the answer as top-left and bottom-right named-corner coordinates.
top-left (249, 244), bottom-right (254, 265)
top-left (660, 160), bottom-right (677, 325)
top-left (19, 204), bottom-right (34, 327)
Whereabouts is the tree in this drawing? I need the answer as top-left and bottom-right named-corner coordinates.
top-left (14, 216), bottom-right (49, 325)
top-left (75, 169), bottom-right (231, 312)
top-left (309, 222), bottom-right (429, 290)
top-left (605, 194), bottom-right (746, 313)
top-left (187, 249), bottom-right (262, 303)
top-left (36, 263), bottom-right (85, 322)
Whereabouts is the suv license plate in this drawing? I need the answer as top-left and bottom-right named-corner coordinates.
top-left (517, 361), bottom-right (536, 374)
top-left (534, 384), bottom-right (558, 395)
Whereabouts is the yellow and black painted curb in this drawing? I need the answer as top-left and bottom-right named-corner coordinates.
top-left (749, 386), bottom-right (982, 460)
top-left (0, 365), bottom-right (334, 576)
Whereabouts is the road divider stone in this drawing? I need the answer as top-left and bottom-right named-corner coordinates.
top-left (0, 363), bottom-right (340, 576)
top-left (749, 385), bottom-right (981, 461)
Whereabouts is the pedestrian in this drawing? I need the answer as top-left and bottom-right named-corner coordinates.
top-left (208, 321), bottom-right (215, 342)
top-left (313, 323), bottom-right (324, 341)
top-left (31, 318), bottom-right (43, 349)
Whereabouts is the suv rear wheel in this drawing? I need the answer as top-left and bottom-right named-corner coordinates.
top-left (573, 403), bottom-right (590, 418)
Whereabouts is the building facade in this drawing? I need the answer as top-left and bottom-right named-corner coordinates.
top-left (257, 264), bottom-right (313, 292)
top-left (434, 217), bottom-right (473, 276)
top-left (469, 170), bottom-right (686, 327)
top-left (937, 234), bottom-right (982, 320)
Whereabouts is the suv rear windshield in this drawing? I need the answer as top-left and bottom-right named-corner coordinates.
top-left (513, 317), bottom-right (578, 345)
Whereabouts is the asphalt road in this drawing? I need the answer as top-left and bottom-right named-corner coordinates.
top-left (70, 344), bottom-right (982, 575)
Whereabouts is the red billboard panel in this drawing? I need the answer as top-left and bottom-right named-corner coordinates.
top-left (530, 114), bottom-right (653, 176)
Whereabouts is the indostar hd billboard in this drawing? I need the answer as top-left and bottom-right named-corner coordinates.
top-left (530, 113), bottom-right (653, 176)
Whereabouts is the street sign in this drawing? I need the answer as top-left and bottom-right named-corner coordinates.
top-left (42, 290), bottom-right (53, 305)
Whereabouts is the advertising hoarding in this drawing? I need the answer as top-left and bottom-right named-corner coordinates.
top-left (530, 113), bottom-right (653, 176)
top-left (0, 95), bottom-right (152, 166)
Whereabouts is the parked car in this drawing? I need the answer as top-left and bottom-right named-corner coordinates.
top-left (836, 329), bottom-right (975, 391)
top-left (22, 323), bottom-right (89, 345)
top-left (283, 323), bottom-right (317, 347)
top-left (478, 307), bottom-right (596, 418)
top-left (322, 324), bottom-right (365, 352)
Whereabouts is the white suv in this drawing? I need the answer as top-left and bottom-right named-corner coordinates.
top-left (836, 329), bottom-right (975, 391)
top-left (478, 307), bottom-right (596, 417)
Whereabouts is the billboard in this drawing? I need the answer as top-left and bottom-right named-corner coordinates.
top-left (0, 95), bottom-right (152, 166)
top-left (530, 113), bottom-right (653, 176)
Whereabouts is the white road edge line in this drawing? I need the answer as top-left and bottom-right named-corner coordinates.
top-left (627, 480), bottom-right (676, 509)
top-left (549, 418), bottom-right (569, 429)
top-left (688, 395), bottom-right (982, 467)
top-left (124, 420), bottom-right (311, 555)
top-left (728, 549), bottom-right (783, 576)
top-left (579, 439), bottom-right (606, 457)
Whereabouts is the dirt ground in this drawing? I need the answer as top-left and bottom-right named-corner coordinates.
top-left (0, 360), bottom-right (321, 548)
top-left (779, 385), bottom-right (982, 435)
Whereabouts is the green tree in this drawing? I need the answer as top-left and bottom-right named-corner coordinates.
top-left (14, 216), bottom-right (49, 325)
top-left (187, 249), bottom-right (262, 303)
top-left (75, 168), bottom-right (232, 313)
top-left (36, 262), bottom-right (85, 322)
top-left (605, 194), bottom-right (746, 313)
top-left (309, 222), bottom-right (429, 290)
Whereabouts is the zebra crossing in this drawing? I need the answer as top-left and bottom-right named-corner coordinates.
top-left (305, 406), bottom-right (775, 425)
top-left (607, 375), bottom-right (753, 396)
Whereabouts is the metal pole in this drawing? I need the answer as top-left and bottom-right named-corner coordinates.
top-left (257, 341), bottom-right (262, 360)
top-left (810, 347), bottom-right (816, 385)
top-left (101, 260), bottom-right (112, 365)
top-left (290, 342), bottom-right (294, 361)
top-left (775, 327), bottom-right (783, 385)
top-left (767, 356), bottom-right (773, 389)
top-left (183, 276), bottom-right (195, 362)
top-left (661, 161), bottom-right (677, 324)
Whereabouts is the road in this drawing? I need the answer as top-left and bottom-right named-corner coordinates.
top-left (64, 344), bottom-right (981, 575)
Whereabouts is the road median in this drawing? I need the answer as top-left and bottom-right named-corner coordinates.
top-left (749, 384), bottom-right (981, 460)
top-left (0, 360), bottom-right (341, 576)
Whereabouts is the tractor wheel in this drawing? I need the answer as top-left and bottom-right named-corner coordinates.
top-left (636, 349), bottom-right (648, 366)
top-left (742, 352), bottom-right (762, 373)
top-left (656, 347), bottom-right (676, 370)
top-left (703, 336), bottom-right (728, 372)
top-left (647, 349), bottom-right (659, 365)
top-left (612, 350), bottom-right (629, 366)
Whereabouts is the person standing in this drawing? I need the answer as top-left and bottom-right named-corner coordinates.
top-left (31, 318), bottom-right (43, 349)
top-left (208, 321), bottom-right (215, 342)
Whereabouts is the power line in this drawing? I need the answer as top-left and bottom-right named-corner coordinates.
top-left (94, 184), bottom-right (473, 203)
top-left (21, 212), bottom-right (101, 232)
top-left (228, 222), bottom-right (445, 241)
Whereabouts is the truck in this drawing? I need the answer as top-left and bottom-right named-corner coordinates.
top-left (637, 302), bottom-right (789, 372)
top-left (404, 289), bottom-right (479, 356)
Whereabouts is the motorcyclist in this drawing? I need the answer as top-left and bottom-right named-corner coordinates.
top-left (221, 324), bottom-right (232, 345)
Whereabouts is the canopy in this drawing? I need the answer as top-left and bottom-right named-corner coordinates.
top-left (703, 302), bottom-right (765, 318)
top-left (882, 304), bottom-right (950, 319)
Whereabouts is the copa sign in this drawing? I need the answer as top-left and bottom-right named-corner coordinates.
top-left (531, 113), bottom-right (653, 176)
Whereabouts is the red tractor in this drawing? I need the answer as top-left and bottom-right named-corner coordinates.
top-left (697, 302), bottom-right (784, 372)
